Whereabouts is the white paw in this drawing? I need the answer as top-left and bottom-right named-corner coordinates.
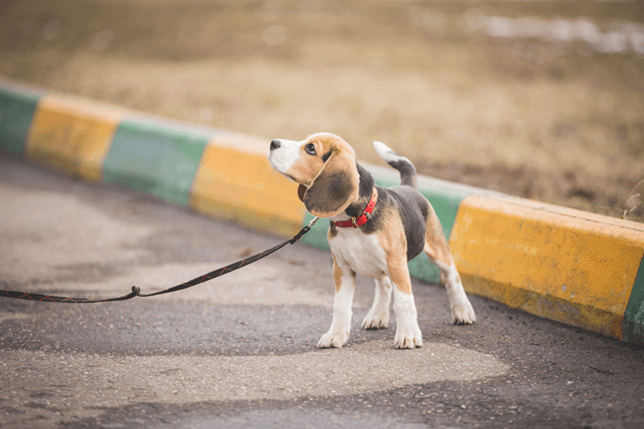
top-left (394, 325), bottom-right (423, 349)
top-left (318, 329), bottom-right (350, 348)
top-left (362, 311), bottom-right (389, 329)
top-left (451, 300), bottom-right (476, 325)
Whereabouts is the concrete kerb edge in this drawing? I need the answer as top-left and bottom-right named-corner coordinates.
top-left (0, 81), bottom-right (642, 346)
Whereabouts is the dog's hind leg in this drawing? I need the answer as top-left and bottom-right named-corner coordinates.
top-left (423, 208), bottom-right (476, 325)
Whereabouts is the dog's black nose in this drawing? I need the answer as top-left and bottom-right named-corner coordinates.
top-left (270, 139), bottom-right (281, 150)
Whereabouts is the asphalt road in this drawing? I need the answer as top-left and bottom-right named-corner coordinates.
top-left (1, 153), bottom-right (643, 429)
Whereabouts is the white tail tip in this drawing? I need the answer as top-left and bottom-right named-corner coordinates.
top-left (373, 141), bottom-right (400, 163)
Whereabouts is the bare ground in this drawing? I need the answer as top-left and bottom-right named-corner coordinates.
top-left (1, 0), bottom-right (643, 221)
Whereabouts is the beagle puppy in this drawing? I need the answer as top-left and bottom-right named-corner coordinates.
top-left (268, 133), bottom-right (475, 349)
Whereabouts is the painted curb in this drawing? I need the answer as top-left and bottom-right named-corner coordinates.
top-left (0, 82), bottom-right (303, 237)
top-left (451, 195), bottom-right (644, 342)
top-left (1, 81), bottom-right (642, 346)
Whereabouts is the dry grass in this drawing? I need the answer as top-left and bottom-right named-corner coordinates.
top-left (1, 0), bottom-right (643, 221)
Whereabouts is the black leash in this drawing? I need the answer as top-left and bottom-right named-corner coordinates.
top-left (0, 218), bottom-right (318, 304)
top-left (0, 286), bottom-right (141, 304)
top-left (137, 217), bottom-right (318, 298)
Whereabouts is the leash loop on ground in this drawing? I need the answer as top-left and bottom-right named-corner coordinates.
top-left (0, 286), bottom-right (141, 304)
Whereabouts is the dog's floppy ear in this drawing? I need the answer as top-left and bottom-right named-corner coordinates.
top-left (302, 149), bottom-right (359, 218)
top-left (297, 184), bottom-right (307, 203)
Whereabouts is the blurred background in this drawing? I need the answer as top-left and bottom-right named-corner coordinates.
top-left (1, 0), bottom-right (643, 222)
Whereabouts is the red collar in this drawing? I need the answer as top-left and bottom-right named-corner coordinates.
top-left (331, 188), bottom-right (378, 228)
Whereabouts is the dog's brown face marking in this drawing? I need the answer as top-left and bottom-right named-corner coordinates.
top-left (283, 134), bottom-right (346, 184)
top-left (284, 133), bottom-right (360, 218)
top-left (285, 137), bottom-right (327, 186)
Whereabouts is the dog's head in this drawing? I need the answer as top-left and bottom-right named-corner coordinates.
top-left (267, 132), bottom-right (360, 218)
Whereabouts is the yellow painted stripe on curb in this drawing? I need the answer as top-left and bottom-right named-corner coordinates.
top-left (190, 133), bottom-right (305, 237)
top-left (25, 95), bottom-right (124, 181)
top-left (451, 195), bottom-right (644, 340)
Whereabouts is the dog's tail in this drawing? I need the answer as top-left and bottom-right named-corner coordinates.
top-left (373, 141), bottom-right (417, 189)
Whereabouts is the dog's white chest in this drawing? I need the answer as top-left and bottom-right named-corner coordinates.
top-left (329, 230), bottom-right (387, 279)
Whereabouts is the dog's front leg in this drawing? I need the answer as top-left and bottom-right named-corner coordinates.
top-left (362, 276), bottom-right (392, 329)
top-left (390, 270), bottom-right (423, 349)
top-left (318, 258), bottom-right (356, 348)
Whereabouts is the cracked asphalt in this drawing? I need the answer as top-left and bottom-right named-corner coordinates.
top-left (1, 154), bottom-right (643, 429)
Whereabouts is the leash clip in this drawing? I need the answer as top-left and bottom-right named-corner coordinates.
top-left (290, 217), bottom-right (319, 243)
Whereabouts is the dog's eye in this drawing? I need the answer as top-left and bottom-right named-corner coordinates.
top-left (304, 143), bottom-right (317, 156)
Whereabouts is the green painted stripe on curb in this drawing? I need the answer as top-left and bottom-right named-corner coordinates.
top-left (376, 170), bottom-right (456, 284)
top-left (372, 164), bottom-right (504, 284)
top-left (104, 119), bottom-right (210, 207)
top-left (0, 87), bottom-right (40, 155)
top-left (623, 256), bottom-right (644, 345)
top-left (301, 213), bottom-right (331, 251)
top-left (301, 162), bottom-right (504, 284)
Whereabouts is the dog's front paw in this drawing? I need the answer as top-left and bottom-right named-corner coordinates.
top-left (362, 311), bottom-right (389, 330)
top-left (451, 300), bottom-right (476, 325)
top-left (394, 326), bottom-right (422, 349)
top-left (318, 329), bottom-right (350, 348)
